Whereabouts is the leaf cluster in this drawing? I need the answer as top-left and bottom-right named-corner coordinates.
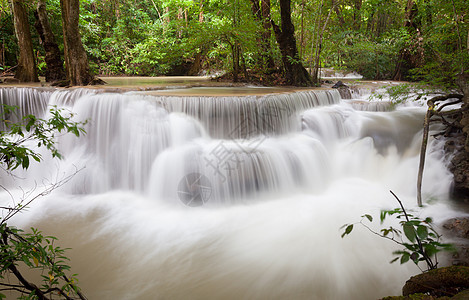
top-left (341, 206), bottom-right (454, 271)
top-left (0, 104), bottom-right (87, 299)
top-left (0, 105), bottom-right (86, 172)
top-left (0, 224), bottom-right (84, 299)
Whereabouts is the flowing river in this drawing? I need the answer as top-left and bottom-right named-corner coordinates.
top-left (0, 85), bottom-right (461, 299)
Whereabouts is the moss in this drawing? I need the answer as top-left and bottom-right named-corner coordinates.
top-left (381, 293), bottom-right (451, 300)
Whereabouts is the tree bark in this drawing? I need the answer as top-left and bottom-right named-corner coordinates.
top-left (272, 0), bottom-right (311, 86)
top-left (417, 105), bottom-right (432, 207)
top-left (60, 0), bottom-right (94, 85)
top-left (34, 0), bottom-right (65, 82)
top-left (11, 0), bottom-right (39, 82)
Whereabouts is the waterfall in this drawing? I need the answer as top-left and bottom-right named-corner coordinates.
top-left (0, 86), bottom-right (458, 299)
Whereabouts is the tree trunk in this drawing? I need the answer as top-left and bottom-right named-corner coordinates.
top-left (249, 0), bottom-right (274, 69)
top-left (34, 0), bottom-right (65, 82)
top-left (311, 4), bottom-right (333, 85)
top-left (272, 0), bottom-right (311, 86)
top-left (352, 0), bottom-right (362, 30)
top-left (177, 7), bottom-right (183, 38)
top-left (249, 0), bottom-right (261, 20)
top-left (60, 0), bottom-right (94, 85)
top-left (11, 0), bottom-right (39, 82)
top-left (261, 0), bottom-right (274, 68)
top-left (232, 42), bottom-right (240, 82)
top-left (199, 0), bottom-right (204, 23)
top-left (332, 0), bottom-right (345, 28)
top-left (392, 0), bottom-right (420, 81)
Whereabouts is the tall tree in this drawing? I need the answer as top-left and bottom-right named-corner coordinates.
top-left (60, 0), bottom-right (94, 85)
top-left (352, 0), bottom-right (362, 30)
top-left (10, 0), bottom-right (38, 82)
top-left (249, 0), bottom-right (274, 69)
top-left (311, 1), bottom-right (333, 85)
top-left (272, 0), bottom-right (311, 86)
top-left (392, 0), bottom-right (422, 80)
top-left (34, 0), bottom-right (66, 82)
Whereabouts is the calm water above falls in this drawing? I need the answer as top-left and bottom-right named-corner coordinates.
top-left (0, 86), bottom-right (460, 299)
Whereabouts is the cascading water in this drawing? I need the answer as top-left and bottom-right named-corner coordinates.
top-left (0, 86), bottom-right (460, 299)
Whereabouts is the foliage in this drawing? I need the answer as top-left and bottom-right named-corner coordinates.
top-left (408, 0), bottom-right (469, 89)
top-left (0, 225), bottom-right (83, 300)
top-left (341, 191), bottom-right (455, 271)
top-left (368, 83), bottom-right (421, 107)
top-left (0, 104), bottom-right (87, 299)
top-left (0, 105), bottom-right (86, 171)
top-left (1, 0), bottom-right (467, 85)
top-left (324, 30), bottom-right (406, 79)
top-left (0, 1), bottom-right (17, 72)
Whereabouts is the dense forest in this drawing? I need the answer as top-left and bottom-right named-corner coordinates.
top-left (0, 0), bottom-right (468, 87)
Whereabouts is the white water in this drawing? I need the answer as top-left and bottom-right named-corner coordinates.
top-left (0, 86), bottom-right (459, 299)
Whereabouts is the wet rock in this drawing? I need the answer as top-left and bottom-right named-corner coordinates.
top-left (449, 151), bottom-right (469, 201)
top-left (380, 294), bottom-right (449, 299)
top-left (402, 266), bottom-right (469, 297)
top-left (2, 77), bottom-right (20, 83)
top-left (442, 218), bottom-right (469, 266)
top-left (337, 87), bottom-right (352, 99)
top-left (332, 80), bottom-right (348, 88)
top-left (332, 81), bottom-right (352, 99)
top-left (443, 218), bottom-right (469, 239)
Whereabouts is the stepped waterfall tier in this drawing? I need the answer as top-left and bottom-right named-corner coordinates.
top-left (0, 86), bottom-right (459, 299)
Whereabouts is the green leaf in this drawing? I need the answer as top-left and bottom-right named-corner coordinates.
top-left (416, 225), bottom-right (428, 240)
top-left (362, 214), bottom-right (373, 222)
top-left (400, 252), bottom-right (410, 264)
top-left (423, 243), bottom-right (438, 257)
top-left (380, 211), bottom-right (387, 223)
top-left (403, 223), bottom-right (417, 242)
top-left (424, 217), bottom-right (433, 224)
top-left (390, 257), bottom-right (399, 264)
top-left (341, 224), bottom-right (354, 238)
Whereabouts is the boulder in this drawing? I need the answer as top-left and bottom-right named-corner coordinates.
top-left (402, 266), bottom-right (469, 297)
top-left (332, 81), bottom-right (352, 99)
top-left (443, 218), bottom-right (469, 239)
top-left (332, 80), bottom-right (348, 88)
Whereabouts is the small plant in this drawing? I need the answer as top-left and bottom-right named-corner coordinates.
top-left (368, 83), bottom-right (423, 107)
top-left (341, 191), bottom-right (454, 272)
top-left (0, 225), bottom-right (85, 300)
top-left (0, 104), bottom-right (87, 299)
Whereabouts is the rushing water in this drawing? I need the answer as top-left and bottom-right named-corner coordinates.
top-left (0, 86), bottom-right (460, 299)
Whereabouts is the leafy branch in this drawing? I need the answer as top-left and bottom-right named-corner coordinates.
top-left (0, 104), bottom-right (87, 299)
top-left (341, 190), bottom-right (454, 272)
top-left (0, 105), bottom-right (87, 172)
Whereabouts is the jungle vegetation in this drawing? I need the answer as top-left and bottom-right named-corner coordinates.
top-left (0, 0), bottom-right (467, 87)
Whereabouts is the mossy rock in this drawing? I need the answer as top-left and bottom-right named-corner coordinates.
top-left (452, 289), bottom-right (469, 300)
top-left (381, 293), bottom-right (449, 299)
top-left (402, 266), bottom-right (469, 297)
